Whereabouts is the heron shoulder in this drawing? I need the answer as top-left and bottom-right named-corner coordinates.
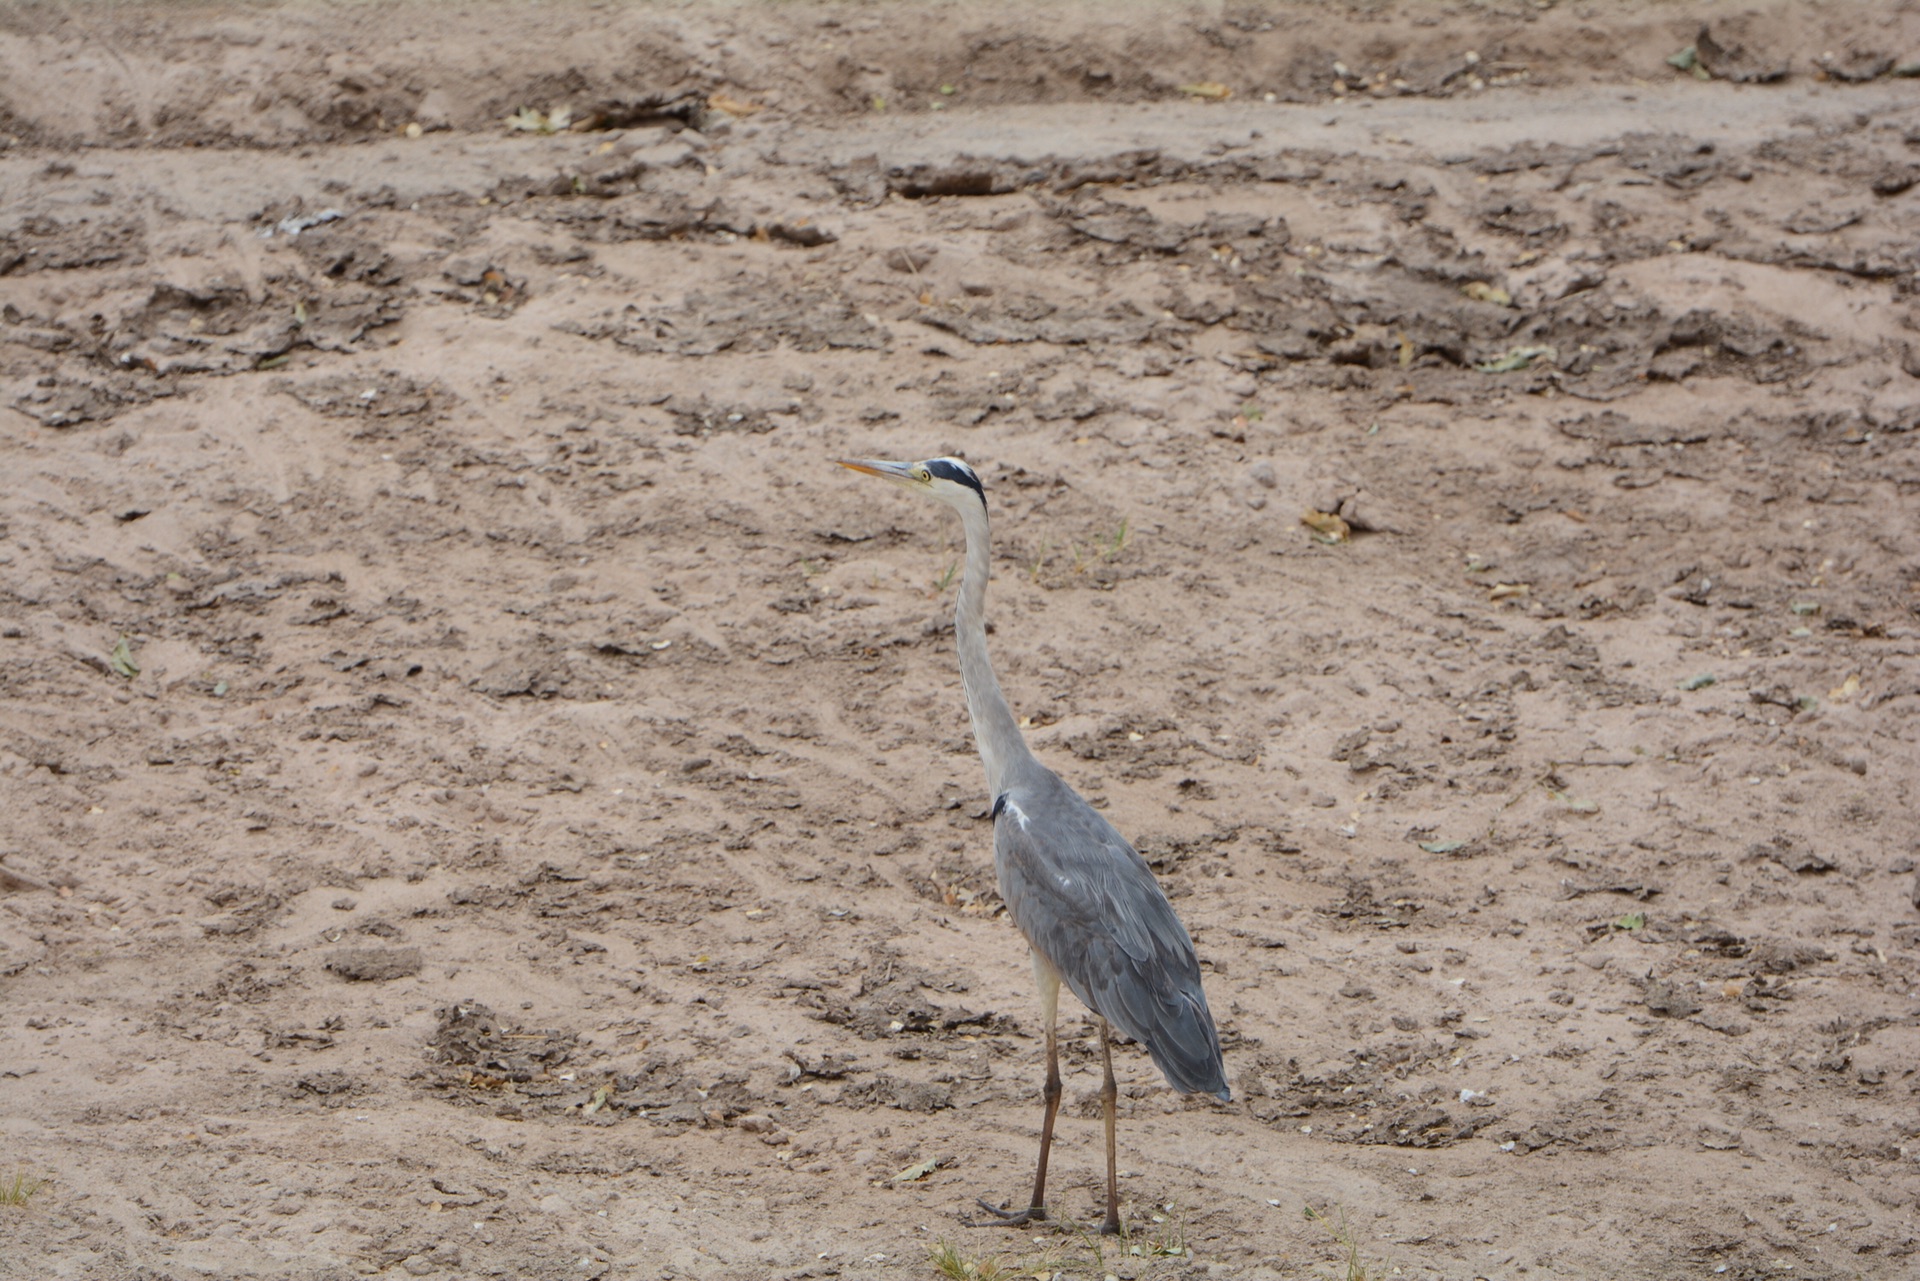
top-left (989, 789), bottom-right (1033, 832)
top-left (994, 767), bottom-right (1132, 853)
top-left (991, 770), bottom-right (1169, 934)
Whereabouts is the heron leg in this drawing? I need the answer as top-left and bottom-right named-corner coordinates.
top-left (1097, 1016), bottom-right (1121, 1236)
top-left (1029, 974), bottom-right (1064, 1213)
top-left (969, 952), bottom-right (1061, 1229)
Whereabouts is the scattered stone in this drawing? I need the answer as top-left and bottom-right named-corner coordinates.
top-left (883, 245), bottom-right (937, 272)
top-left (839, 1074), bottom-right (952, 1113)
top-left (1750, 836), bottom-right (1835, 875)
top-left (1693, 24), bottom-right (1790, 83)
top-left (1815, 50), bottom-right (1895, 82)
top-left (1698, 1123), bottom-right (1743, 1150)
top-left (428, 1000), bottom-right (578, 1079)
top-left (323, 946), bottom-right (422, 982)
top-left (561, 279), bottom-right (888, 355)
top-left (1692, 1010), bottom-right (1750, 1037)
top-left (1643, 979), bottom-right (1703, 1018)
top-left (1748, 939), bottom-right (1834, 974)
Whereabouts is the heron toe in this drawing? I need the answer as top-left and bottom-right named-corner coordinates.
top-left (967, 1198), bottom-right (1047, 1229)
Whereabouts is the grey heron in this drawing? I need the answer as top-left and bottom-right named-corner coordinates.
top-left (837, 456), bottom-right (1230, 1236)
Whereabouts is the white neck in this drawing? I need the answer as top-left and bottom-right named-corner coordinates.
top-left (950, 496), bottom-right (1033, 797)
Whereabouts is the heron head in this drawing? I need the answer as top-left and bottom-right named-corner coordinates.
top-left (836, 456), bottom-right (986, 512)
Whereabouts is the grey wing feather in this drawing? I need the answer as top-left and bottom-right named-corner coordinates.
top-left (993, 769), bottom-right (1230, 1101)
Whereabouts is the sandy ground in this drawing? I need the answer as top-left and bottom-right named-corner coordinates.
top-left (3, 3), bottom-right (1920, 1279)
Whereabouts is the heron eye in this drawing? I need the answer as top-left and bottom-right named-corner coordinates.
top-left (913, 466), bottom-right (931, 482)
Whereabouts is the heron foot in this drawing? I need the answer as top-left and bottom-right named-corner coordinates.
top-left (966, 1198), bottom-right (1048, 1228)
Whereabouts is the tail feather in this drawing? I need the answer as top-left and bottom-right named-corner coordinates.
top-left (1140, 990), bottom-right (1231, 1101)
top-left (1095, 968), bottom-right (1230, 1100)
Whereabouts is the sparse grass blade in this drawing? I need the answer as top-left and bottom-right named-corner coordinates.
top-left (1, 1171), bottom-right (47, 1207)
top-left (927, 1239), bottom-right (1015, 1280)
top-left (1305, 1202), bottom-right (1383, 1281)
top-left (1115, 1199), bottom-right (1191, 1259)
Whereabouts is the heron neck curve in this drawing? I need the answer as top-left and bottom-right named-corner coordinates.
top-left (951, 495), bottom-right (1032, 798)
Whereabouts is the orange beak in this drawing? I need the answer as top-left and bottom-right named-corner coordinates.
top-left (835, 459), bottom-right (918, 482)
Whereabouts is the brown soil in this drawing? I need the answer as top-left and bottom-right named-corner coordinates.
top-left (4, 3), bottom-right (1920, 1279)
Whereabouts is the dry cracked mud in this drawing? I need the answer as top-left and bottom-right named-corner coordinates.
top-left (3, 3), bottom-right (1919, 1280)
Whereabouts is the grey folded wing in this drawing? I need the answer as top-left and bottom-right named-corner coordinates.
top-left (993, 776), bottom-right (1230, 1100)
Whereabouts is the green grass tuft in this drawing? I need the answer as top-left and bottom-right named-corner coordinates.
top-left (1, 1171), bottom-right (47, 1207)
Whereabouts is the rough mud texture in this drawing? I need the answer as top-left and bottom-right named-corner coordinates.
top-left (4, 3), bottom-right (1920, 1279)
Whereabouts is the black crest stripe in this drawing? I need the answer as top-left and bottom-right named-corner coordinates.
top-left (925, 458), bottom-right (986, 508)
